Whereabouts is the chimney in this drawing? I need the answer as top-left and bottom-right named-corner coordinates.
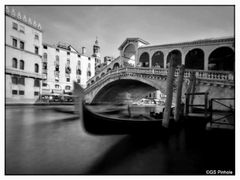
top-left (82, 47), bottom-right (86, 55)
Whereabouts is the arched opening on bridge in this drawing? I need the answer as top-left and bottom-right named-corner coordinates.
top-left (107, 68), bottom-right (111, 73)
top-left (152, 51), bottom-right (164, 68)
top-left (113, 63), bottom-right (120, 70)
top-left (96, 76), bottom-right (100, 81)
top-left (123, 44), bottom-right (136, 60)
top-left (101, 72), bottom-right (105, 77)
top-left (167, 50), bottom-right (182, 68)
top-left (92, 79), bottom-right (157, 104)
top-left (91, 80), bottom-right (94, 84)
top-left (139, 52), bottom-right (150, 67)
top-left (185, 48), bottom-right (204, 70)
top-left (208, 47), bottom-right (234, 71)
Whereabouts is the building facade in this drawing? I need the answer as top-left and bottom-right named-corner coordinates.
top-left (5, 7), bottom-right (43, 104)
top-left (5, 6), bottom-right (95, 104)
top-left (41, 42), bottom-right (95, 96)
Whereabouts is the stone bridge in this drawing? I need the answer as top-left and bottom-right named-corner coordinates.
top-left (84, 67), bottom-right (234, 109)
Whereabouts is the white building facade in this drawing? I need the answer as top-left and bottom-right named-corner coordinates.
top-left (5, 7), bottom-right (43, 104)
top-left (41, 42), bottom-right (95, 96)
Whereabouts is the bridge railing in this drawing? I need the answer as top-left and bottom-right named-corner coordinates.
top-left (86, 67), bottom-right (234, 89)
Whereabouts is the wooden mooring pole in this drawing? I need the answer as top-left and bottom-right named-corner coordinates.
top-left (162, 54), bottom-right (178, 128)
top-left (174, 65), bottom-right (185, 122)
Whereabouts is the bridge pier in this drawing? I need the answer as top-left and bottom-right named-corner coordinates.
top-left (163, 54), bottom-right (178, 128)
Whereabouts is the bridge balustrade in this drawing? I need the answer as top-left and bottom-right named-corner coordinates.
top-left (86, 67), bottom-right (234, 91)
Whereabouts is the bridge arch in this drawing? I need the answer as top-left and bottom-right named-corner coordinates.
top-left (167, 50), bottom-right (182, 67)
top-left (123, 43), bottom-right (136, 60)
top-left (139, 52), bottom-right (150, 67)
top-left (185, 48), bottom-right (204, 70)
top-left (92, 79), bottom-right (158, 104)
top-left (152, 51), bottom-right (164, 68)
top-left (208, 46), bottom-right (234, 71)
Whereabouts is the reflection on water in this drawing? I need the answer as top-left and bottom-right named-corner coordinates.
top-left (6, 105), bottom-right (235, 175)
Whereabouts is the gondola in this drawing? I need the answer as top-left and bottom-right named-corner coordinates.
top-left (74, 82), bottom-right (166, 135)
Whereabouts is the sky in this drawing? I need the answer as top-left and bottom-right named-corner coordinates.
top-left (10, 5), bottom-right (234, 59)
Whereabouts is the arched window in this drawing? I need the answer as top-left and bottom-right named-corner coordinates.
top-left (208, 47), bottom-right (234, 71)
top-left (12, 58), bottom-right (17, 68)
top-left (152, 51), bottom-right (164, 68)
top-left (167, 50), bottom-right (182, 67)
top-left (20, 60), bottom-right (24, 70)
top-left (107, 68), bottom-right (111, 73)
top-left (113, 63), bottom-right (120, 70)
top-left (35, 63), bottom-right (39, 73)
top-left (139, 52), bottom-right (150, 67)
top-left (43, 53), bottom-right (47, 60)
top-left (78, 60), bottom-right (81, 66)
top-left (88, 63), bottom-right (91, 69)
top-left (101, 72), bottom-right (105, 77)
top-left (185, 49), bottom-right (204, 70)
top-left (123, 44), bottom-right (136, 60)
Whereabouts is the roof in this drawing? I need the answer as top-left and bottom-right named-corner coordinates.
top-left (118, 38), bottom-right (150, 50)
top-left (138, 36), bottom-right (234, 49)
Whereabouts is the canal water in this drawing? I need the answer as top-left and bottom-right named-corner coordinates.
top-left (5, 105), bottom-right (235, 175)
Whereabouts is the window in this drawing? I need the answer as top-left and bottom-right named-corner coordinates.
top-left (55, 79), bottom-right (59, 82)
top-left (35, 46), bottom-right (39, 54)
top-left (12, 22), bottom-right (18, 30)
top-left (65, 86), bottom-right (71, 90)
top-left (43, 62), bottom-right (47, 70)
top-left (78, 55), bottom-right (81, 58)
top-left (88, 63), bottom-right (91, 69)
top-left (88, 57), bottom-right (91, 60)
top-left (18, 77), bottom-right (25, 85)
top-left (19, 90), bottom-right (25, 95)
top-left (43, 53), bottom-right (47, 60)
top-left (20, 60), bottom-right (24, 70)
top-left (34, 64), bottom-right (39, 73)
top-left (34, 91), bottom-right (39, 96)
top-left (11, 76), bottom-right (18, 84)
top-left (76, 69), bottom-right (81, 75)
top-left (42, 82), bottom-right (48, 87)
top-left (20, 41), bottom-right (24, 50)
top-left (12, 58), bottom-right (17, 68)
top-left (56, 55), bottom-right (59, 62)
top-left (12, 90), bottom-right (18, 95)
top-left (55, 84), bottom-right (60, 89)
top-left (56, 48), bottom-right (59, 52)
top-left (43, 45), bottom-right (48, 49)
top-left (87, 71), bottom-right (91, 77)
top-left (34, 79), bottom-right (40, 87)
top-left (55, 65), bottom-right (59, 72)
top-left (67, 52), bottom-right (70, 55)
top-left (77, 79), bottom-right (80, 83)
top-left (19, 25), bottom-right (25, 33)
top-left (66, 78), bottom-right (70, 82)
top-left (78, 60), bottom-right (81, 66)
top-left (12, 38), bottom-right (17, 48)
top-left (67, 59), bottom-right (70, 64)
top-left (35, 34), bottom-right (39, 40)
